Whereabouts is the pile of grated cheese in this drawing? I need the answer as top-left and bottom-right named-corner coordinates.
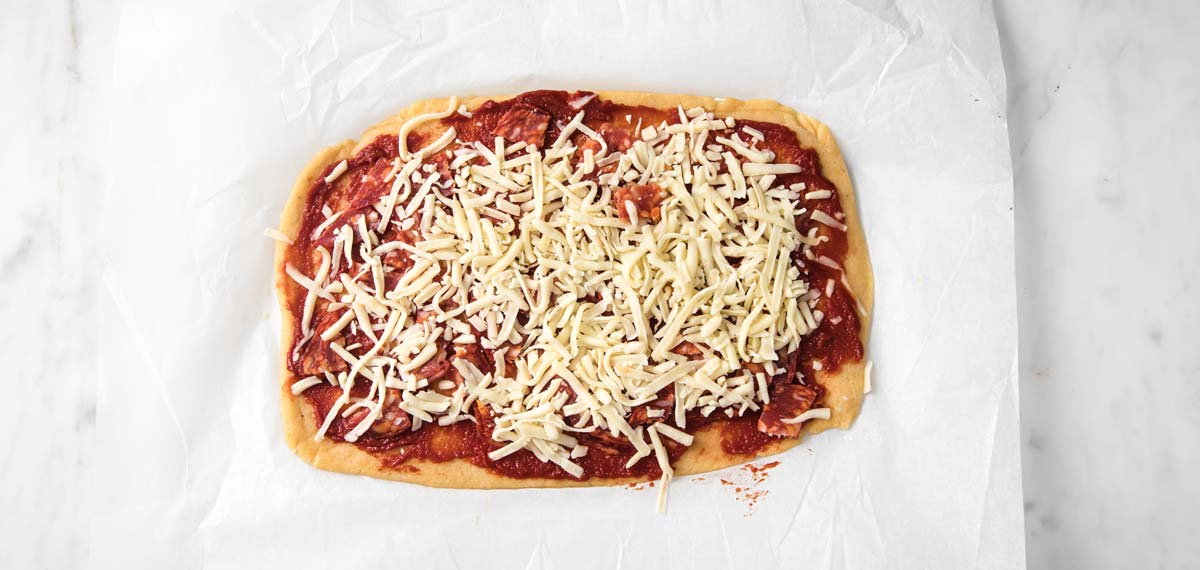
top-left (279, 97), bottom-right (844, 510)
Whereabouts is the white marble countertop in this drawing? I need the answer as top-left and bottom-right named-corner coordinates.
top-left (1, 0), bottom-right (1197, 568)
top-left (996, 1), bottom-right (1200, 568)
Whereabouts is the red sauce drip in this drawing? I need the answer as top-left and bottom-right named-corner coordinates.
top-left (283, 90), bottom-right (864, 478)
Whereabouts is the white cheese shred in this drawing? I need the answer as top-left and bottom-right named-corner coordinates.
top-left (398, 97), bottom-right (459, 160)
top-left (264, 228), bottom-right (293, 245)
top-left (290, 376), bottom-right (323, 395)
top-left (780, 407), bottom-right (831, 425)
top-left (324, 160), bottom-right (349, 184)
top-left (656, 471), bottom-right (671, 514)
top-left (864, 360), bottom-right (874, 394)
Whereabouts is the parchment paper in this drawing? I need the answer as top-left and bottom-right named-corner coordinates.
top-left (92, 0), bottom-right (1024, 568)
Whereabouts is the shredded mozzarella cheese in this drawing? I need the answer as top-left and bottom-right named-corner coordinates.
top-left (277, 96), bottom-right (864, 511)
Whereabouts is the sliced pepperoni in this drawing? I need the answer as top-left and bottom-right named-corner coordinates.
top-left (414, 309), bottom-right (435, 324)
top-left (293, 340), bottom-right (347, 375)
top-left (346, 389), bottom-right (412, 437)
top-left (416, 357), bottom-right (454, 383)
top-left (577, 136), bottom-right (603, 157)
top-left (344, 160), bottom-right (393, 208)
top-left (474, 401), bottom-right (499, 444)
top-left (598, 124), bottom-right (635, 153)
top-left (628, 389), bottom-right (675, 427)
top-left (614, 183), bottom-right (664, 223)
top-left (671, 340), bottom-right (704, 359)
top-left (741, 361), bottom-right (767, 376)
top-left (455, 343), bottom-right (493, 375)
top-left (779, 348), bottom-right (803, 385)
top-left (581, 428), bottom-right (634, 455)
top-left (503, 344), bottom-right (522, 367)
top-left (757, 383), bottom-right (821, 438)
top-left (341, 318), bottom-right (377, 356)
top-left (492, 104), bottom-right (551, 148)
top-left (382, 249), bottom-right (413, 274)
top-left (375, 390), bottom-right (412, 435)
top-left (291, 310), bottom-right (349, 375)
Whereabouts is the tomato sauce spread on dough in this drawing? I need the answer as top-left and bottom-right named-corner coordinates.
top-left (282, 91), bottom-right (863, 480)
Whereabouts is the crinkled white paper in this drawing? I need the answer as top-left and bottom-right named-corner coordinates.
top-left (93, 0), bottom-right (1024, 568)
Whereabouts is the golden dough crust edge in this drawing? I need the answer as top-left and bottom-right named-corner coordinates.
top-left (274, 91), bottom-right (874, 488)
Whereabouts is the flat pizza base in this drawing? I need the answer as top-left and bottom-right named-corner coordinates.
top-left (275, 91), bottom-right (874, 488)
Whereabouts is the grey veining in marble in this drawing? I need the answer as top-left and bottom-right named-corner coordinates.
top-left (998, 0), bottom-right (1200, 568)
top-left (0, 0), bottom-right (114, 567)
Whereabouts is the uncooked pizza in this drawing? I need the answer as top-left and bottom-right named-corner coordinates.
top-left (269, 90), bottom-right (873, 510)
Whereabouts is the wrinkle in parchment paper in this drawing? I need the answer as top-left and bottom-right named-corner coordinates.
top-left (91, 1), bottom-right (1023, 568)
